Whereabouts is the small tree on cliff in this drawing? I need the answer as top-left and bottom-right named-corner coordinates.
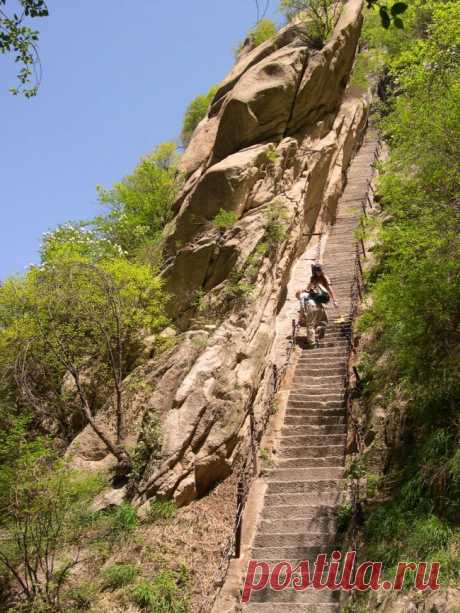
top-left (0, 257), bottom-right (167, 472)
top-left (280, 0), bottom-right (341, 45)
top-left (279, 0), bottom-right (408, 39)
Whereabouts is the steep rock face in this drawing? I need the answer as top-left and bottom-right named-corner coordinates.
top-left (165, 0), bottom-right (364, 319)
top-left (69, 0), bottom-right (368, 507)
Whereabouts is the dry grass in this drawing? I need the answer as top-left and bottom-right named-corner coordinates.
top-left (73, 474), bottom-right (237, 612)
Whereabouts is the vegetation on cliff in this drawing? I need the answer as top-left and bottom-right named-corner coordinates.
top-left (352, 0), bottom-right (460, 594)
top-left (1, 0), bottom-right (457, 610)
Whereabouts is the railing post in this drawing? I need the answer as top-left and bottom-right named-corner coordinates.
top-left (234, 480), bottom-right (244, 559)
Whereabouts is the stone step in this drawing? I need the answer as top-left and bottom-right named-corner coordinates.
top-left (287, 399), bottom-right (345, 409)
top-left (316, 341), bottom-right (349, 349)
top-left (293, 379), bottom-right (345, 389)
top-left (291, 383), bottom-right (345, 393)
top-left (300, 348), bottom-right (348, 356)
top-left (295, 366), bottom-right (346, 377)
top-left (289, 393), bottom-right (345, 403)
top-left (278, 456), bottom-right (345, 469)
top-left (279, 434), bottom-right (345, 447)
top-left (251, 545), bottom-right (337, 562)
top-left (261, 494), bottom-right (339, 520)
top-left (254, 532), bottom-right (335, 548)
top-left (278, 445), bottom-right (344, 459)
top-left (243, 604), bottom-right (339, 612)
top-left (282, 424), bottom-right (346, 436)
top-left (266, 478), bottom-right (344, 495)
top-left (247, 587), bottom-right (340, 605)
top-left (298, 353), bottom-right (348, 361)
top-left (296, 359), bottom-right (347, 368)
top-left (294, 369), bottom-right (346, 378)
top-left (285, 408), bottom-right (345, 418)
top-left (284, 415), bottom-right (345, 427)
top-left (264, 491), bottom-right (347, 507)
top-left (266, 467), bottom-right (344, 481)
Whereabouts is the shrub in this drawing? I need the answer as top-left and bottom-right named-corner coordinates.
top-left (181, 85), bottom-right (218, 146)
top-left (212, 208), bottom-right (238, 229)
top-left (102, 563), bottom-right (138, 589)
top-left (149, 499), bottom-right (178, 522)
top-left (264, 200), bottom-right (288, 246)
top-left (279, 0), bottom-right (340, 46)
top-left (111, 503), bottom-right (139, 538)
top-left (0, 448), bottom-right (105, 611)
top-left (248, 18), bottom-right (277, 46)
top-left (95, 141), bottom-right (181, 255)
top-left (0, 257), bottom-right (168, 470)
top-left (337, 503), bottom-right (353, 534)
top-left (66, 581), bottom-right (98, 610)
top-left (131, 568), bottom-right (188, 612)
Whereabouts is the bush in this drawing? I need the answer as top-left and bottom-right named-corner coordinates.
top-left (212, 208), bottom-right (238, 229)
top-left (279, 0), bottom-right (340, 46)
top-left (66, 581), bottom-right (98, 610)
top-left (102, 563), bottom-right (138, 589)
top-left (181, 85), bottom-right (218, 146)
top-left (264, 200), bottom-right (288, 246)
top-left (0, 256), bottom-right (168, 469)
top-left (111, 503), bottom-right (139, 538)
top-left (235, 18), bottom-right (277, 57)
top-left (0, 447), bottom-right (105, 611)
top-left (250, 18), bottom-right (277, 46)
top-left (358, 1), bottom-right (460, 581)
top-left (95, 141), bottom-right (181, 256)
top-left (131, 568), bottom-right (188, 612)
top-left (149, 499), bottom-right (177, 522)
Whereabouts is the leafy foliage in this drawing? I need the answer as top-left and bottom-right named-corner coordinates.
top-left (279, 0), bottom-right (341, 45)
top-left (0, 433), bottom-right (106, 610)
top-left (0, 0), bottom-right (48, 96)
top-left (149, 499), bottom-right (177, 522)
top-left (236, 18), bottom-right (277, 55)
top-left (264, 199), bottom-right (288, 247)
top-left (102, 563), bottom-right (138, 589)
top-left (131, 567), bottom-right (188, 613)
top-left (248, 18), bottom-right (277, 45)
top-left (212, 208), bottom-right (238, 229)
top-left (95, 142), bottom-right (181, 258)
top-left (0, 254), bottom-right (168, 467)
top-left (181, 85), bottom-right (218, 146)
top-left (358, 0), bottom-right (460, 586)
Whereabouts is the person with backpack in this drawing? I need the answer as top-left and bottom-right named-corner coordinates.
top-left (296, 263), bottom-right (338, 345)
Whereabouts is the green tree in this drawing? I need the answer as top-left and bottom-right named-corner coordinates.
top-left (280, 0), bottom-right (341, 44)
top-left (181, 85), bottom-right (218, 146)
top-left (0, 427), bottom-right (105, 610)
top-left (279, 0), bottom-right (408, 38)
top-left (95, 142), bottom-right (181, 257)
top-left (0, 0), bottom-right (48, 96)
top-left (357, 0), bottom-right (460, 579)
top-left (0, 257), bottom-right (168, 471)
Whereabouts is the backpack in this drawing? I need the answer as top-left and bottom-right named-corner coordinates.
top-left (309, 287), bottom-right (330, 304)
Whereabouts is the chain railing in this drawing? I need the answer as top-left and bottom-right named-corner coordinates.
top-left (199, 132), bottom-right (382, 613)
top-left (342, 134), bottom-right (382, 588)
top-left (198, 321), bottom-right (298, 613)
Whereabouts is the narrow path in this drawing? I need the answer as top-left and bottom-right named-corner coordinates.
top-left (243, 129), bottom-right (379, 612)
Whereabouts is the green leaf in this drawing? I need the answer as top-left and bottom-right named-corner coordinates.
top-left (391, 2), bottom-right (408, 16)
top-left (393, 17), bottom-right (404, 29)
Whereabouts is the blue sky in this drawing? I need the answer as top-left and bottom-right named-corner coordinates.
top-left (1, 0), bottom-right (280, 279)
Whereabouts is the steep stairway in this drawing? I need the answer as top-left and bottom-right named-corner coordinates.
top-left (243, 129), bottom-right (379, 612)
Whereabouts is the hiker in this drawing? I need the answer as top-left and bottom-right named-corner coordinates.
top-left (296, 263), bottom-right (338, 345)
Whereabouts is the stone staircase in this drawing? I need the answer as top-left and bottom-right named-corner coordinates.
top-left (243, 130), bottom-right (379, 612)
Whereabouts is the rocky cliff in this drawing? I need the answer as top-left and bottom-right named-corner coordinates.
top-left (68, 0), bottom-right (369, 511)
